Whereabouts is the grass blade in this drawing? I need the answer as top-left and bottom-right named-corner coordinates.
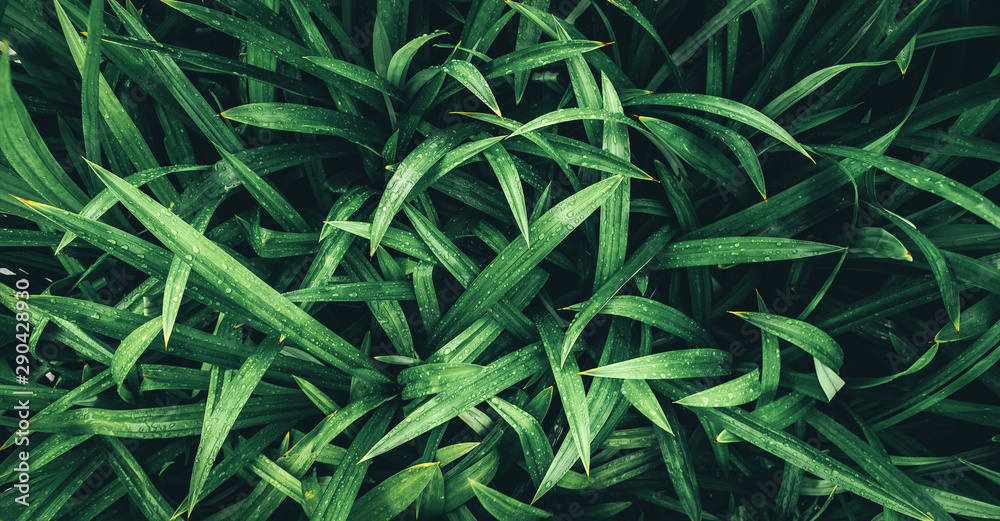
top-left (814, 144), bottom-right (1000, 231)
top-left (110, 317), bottom-right (162, 394)
top-left (621, 380), bottom-right (672, 434)
top-left (628, 93), bottom-right (813, 161)
top-left (362, 343), bottom-right (544, 461)
top-left (729, 311), bottom-right (844, 371)
top-left (442, 60), bottom-right (502, 118)
top-left (571, 295), bottom-right (713, 346)
top-left (538, 312), bottom-right (591, 475)
top-left (187, 335), bottom-right (284, 517)
top-left (220, 103), bottom-right (384, 151)
top-left (675, 368), bottom-right (762, 407)
top-left (654, 407), bottom-right (701, 521)
top-left (469, 479), bottom-right (551, 520)
top-left (346, 462), bottom-right (440, 521)
top-left (561, 224), bottom-right (676, 362)
top-left (487, 396), bottom-right (554, 489)
top-left (81, 161), bottom-right (391, 383)
top-left (481, 142), bottom-right (530, 243)
top-left (580, 350), bottom-right (731, 380)
top-left (652, 237), bottom-right (845, 269)
top-left (94, 436), bottom-right (174, 520)
top-left (430, 175), bottom-right (623, 345)
top-left (389, 30), bottom-right (447, 87)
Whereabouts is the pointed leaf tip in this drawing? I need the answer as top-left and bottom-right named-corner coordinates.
top-left (11, 195), bottom-right (40, 206)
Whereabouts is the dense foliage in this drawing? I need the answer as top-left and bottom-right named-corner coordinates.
top-left (2, 0), bottom-right (1000, 520)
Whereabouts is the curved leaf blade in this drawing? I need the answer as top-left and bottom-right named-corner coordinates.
top-left (730, 311), bottom-right (844, 371)
top-left (580, 350), bottom-right (731, 380)
top-left (676, 369), bottom-right (762, 407)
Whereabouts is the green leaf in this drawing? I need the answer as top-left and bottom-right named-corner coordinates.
top-left (507, 107), bottom-right (642, 139)
top-left (282, 281), bottom-right (416, 303)
top-left (716, 392), bottom-right (815, 443)
top-left (163, 198), bottom-right (220, 347)
top-left (442, 60), bottom-right (502, 118)
top-left (654, 380), bottom-right (933, 520)
top-left (483, 39), bottom-right (611, 79)
top-left (936, 294), bottom-right (1000, 343)
top-left (729, 312), bottom-right (844, 371)
top-left (220, 103), bottom-right (384, 151)
top-left (676, 369), bottom-right (762, 407)
top-left (487, 396), bottom-right (554, 489)
top-left (814, 144), bottom-right (1000, 231)
top-left (369, 126), bottom-right (484, 255)
top-left (813, 357), bottom-right (845, 402)
top-left (398, 363), bottom-right (485, 400)
top-left (639, 116), bottom-right (749, 200)
top-left (346, 462), bottom-right (440, 521)
top-left (305, 56), bottom-right (402, 99)
top-left (894, 36), bottom-right (916, 76)
top-left (846, 341), bottom-right (938, 389)
top-left (389, 30), bottom-right (448, 87)
top-left (848, 227), bottom-right (912, 261)
top-left (654, 407), bottom-right (701, 521)
top-left (921, 486), bottom-right (1000, 519)
top-left (110, 317), bottom-right (163, 391)
top-left (621, 380), bottom-right (672, 434)
top-left (94, 436), bottom-right (174, 520)
top-left (915, 26), bottom-right (1000, 49)
top-left (959, 458), bottom-right (1000, 487)
top-left (0, 40), bottom-right (87, 211)
top-left (871, 205), bottom-right (960, 332)
top-left (324, 220), bottom-right (435, 262)
top-left (760, 61), bottom-right (893, 119)
top-left (580, 350), bottom-right (731, 380)
top-left (572, 295), bottom-right (713, 346)
top-left (362, 343), bottom-right (544, 461)
top-left (430, 175), bottom-right (623, 345)
top-left (595, 70), bottom-right (632, 288)
top-left (481, 142), bottom-right (530, 243)
top-left (669, 112), bottom-right (768, 201)
top-left (402, 203), bottom-right (537, 342)
top-left (441, 449), bottom-right (501, 513)
top-left (628, 93), bottom-right (814, 161)
top-left (187, 335), bottom-right (284, 516)
top-left (646, 0), bottom-right (761, 90)
top-left (312, 403), bottom-right (395, 521)
top-left (538, 312), bottom-right (591, 475)
top-left (651, 237), bottom-right (845, 269)
top-left (469, 479), bottom-right (551, 520)
top-left (606, 0), bottom-right (671, 61)
top-left (561, 224), bottom-right (676, 362)
top-left (512, 0), bottom-right (548, 103)
top-left (81, 0), bottom-right (104, 163)
top-left (756, 290), bottom-right (780, 406)
top-left (79, 161), bottom-right (390, 384)
top-left (107, 0), bottom-right (243, 154)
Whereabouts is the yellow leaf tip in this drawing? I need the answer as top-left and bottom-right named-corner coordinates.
top-left (11, 196), bottom-right (40, 206)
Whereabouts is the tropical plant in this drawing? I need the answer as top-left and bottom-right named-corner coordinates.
top-left (1, 0), bottom-right (1000, 520)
